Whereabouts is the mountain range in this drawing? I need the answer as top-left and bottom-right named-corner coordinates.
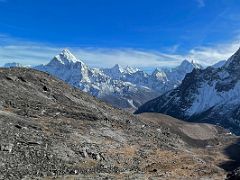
top-left (136, 47), bottom-right (240, 135)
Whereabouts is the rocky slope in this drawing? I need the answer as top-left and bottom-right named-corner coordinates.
top-left (34, 49), bottom-right (202, 109)
top-left (0, 68), bottom-right (237, 179)
top-left (136, 47), bottom-right (240, 135)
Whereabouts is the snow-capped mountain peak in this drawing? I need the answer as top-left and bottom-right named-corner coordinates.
top-left (124, 66), bottom-right (139, 74)
top-left (152, 68), bottom-right (166, 78)
top-left (53, 49), bottom-right (83, 65)
top-left (35, 49), bottom-right (91, 84)
top-left (177, 59), bottom-right (202, 72)
top-left (102, 64), bottom-right (125, 79)
top-left (151, 68), bottom-right (160, 75)
top-left (112, 64), bottom-right (124, 73)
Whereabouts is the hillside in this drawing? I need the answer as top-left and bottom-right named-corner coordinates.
top-left (0, 68), bottom-right (238, 179)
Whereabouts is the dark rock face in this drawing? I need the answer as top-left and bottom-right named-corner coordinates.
top-left (227, 168), bottom-right (240, 180)
top-left (136, 48), bottom-right (240, 135)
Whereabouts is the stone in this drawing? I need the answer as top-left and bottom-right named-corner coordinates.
top-left (0, 143), bottom-right (14, 153)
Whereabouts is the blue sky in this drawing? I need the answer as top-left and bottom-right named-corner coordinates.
top-left (0, 0), bottom-right (240, 68)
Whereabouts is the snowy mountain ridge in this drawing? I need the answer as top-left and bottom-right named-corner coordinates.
top-left (136, 47), bottom-right (240, 134)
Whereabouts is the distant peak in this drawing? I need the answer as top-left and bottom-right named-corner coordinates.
top-left (179, 60), bottom-right (192, 67)
top-left (62, 48), bottom-right (71, 54)
top-left (179, 59), bottom-right (202, 69)
top-left (125, 66), bottom-right (139, 73)
top-left (182, 59), bottom-right (190, 64)
top-left (112, 64), bottom-right (124, 72)
top-left (152, 68), bottom-right (164, 74)
top-left (151, 68), bottom-right (167, 80)
top-left (59, 49), bottom-right (78, 62)
top-left (50, 49), bottom-right (85, 66)
top-left (152, 68), bottom-right (161, 73)
top-left (113, 64), bottom-right (121, 68)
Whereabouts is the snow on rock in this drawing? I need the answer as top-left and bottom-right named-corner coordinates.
top-left (136, 47), bottom-right (240, 135)
top-left (54, 49), bottom-right (80, 64)
top-left (35, 49), bottom-right (202, 109)
top-left (186, 81), bottom-right (240, 116)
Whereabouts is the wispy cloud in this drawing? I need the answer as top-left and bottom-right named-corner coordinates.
top-left (0, 45), bottom-right (59, 66)
top-left (0, 44), bottom-right (182, 68)
top-left (0, 34), bottom-right (239, 69)
top-left (73, 48), bottom-right (183, 68)
top-left (187, 41), bottom-right (240, 66)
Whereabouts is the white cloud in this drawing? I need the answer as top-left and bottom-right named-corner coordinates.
top-left (0, 45), bottom-right (60, 66)
top-left (73, 48), bottom-right (183, 68)
top-left (0, 34), bottom-right (239, 69)
top-left (0, 45), bottom-right (183, 68)
top-left (186, 41), bottom-right (240, 66)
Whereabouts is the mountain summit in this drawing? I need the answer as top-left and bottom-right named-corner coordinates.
top-left (177, 60), bottom-right (202, 71)
top-left (48, 49), bottom-right (87, 69)
top-left (54, 49), bottom-right (80, 64)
